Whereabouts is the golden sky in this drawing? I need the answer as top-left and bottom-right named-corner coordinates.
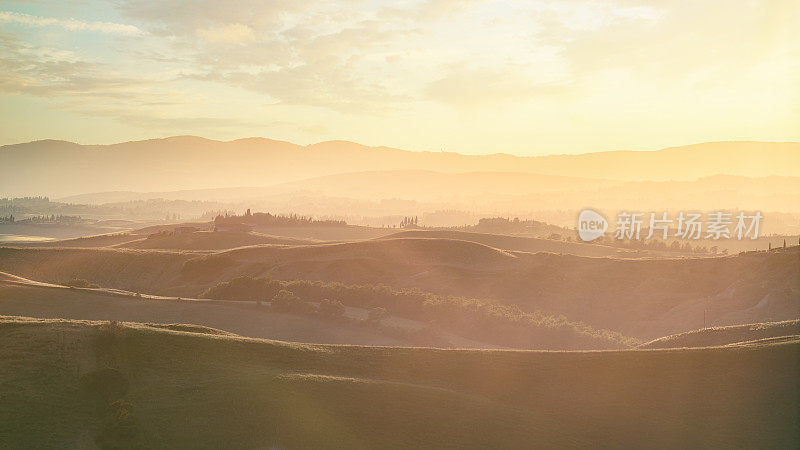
top-left (0, 0), bottom-right (797, 155)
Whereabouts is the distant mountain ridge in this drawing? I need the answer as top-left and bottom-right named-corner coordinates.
top-left (1, 137), bottom-right (798, 197)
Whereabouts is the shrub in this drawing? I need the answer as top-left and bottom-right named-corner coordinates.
top-left (271, 290), bottom-right (315, 314)
top-left (201, 275), bottom-right (280, 301)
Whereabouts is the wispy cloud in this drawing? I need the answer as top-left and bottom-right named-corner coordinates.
top-left (0, 33), bottom-right (143, 98)
top-left (196, 23), bottom-right (256, 44)
top-left (0, 10), bottom-right (143, 35)
top-left (0, 0), bottom-right (797, 152)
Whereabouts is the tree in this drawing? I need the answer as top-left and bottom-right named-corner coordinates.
top-left (271, 290), bottom-right (300, 312)
top-left (271, 290), bottom-right (314, 314)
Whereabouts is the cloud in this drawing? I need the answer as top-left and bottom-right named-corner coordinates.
top-left (424, 65), bottom-right (567, 109)
top-left (0, 10), bottom-right (142, 35)
top-left (1, 0), bottom-right (797, 149)
top-left (529, 0), bottom-right (799, 87)
top-left (0, 31), bottom-right (255, 135)
top-left (298, 123), bottom-right (329, 136)
top-left (196, 23), bottom-right (256, 44)
top-left (115, 0), bottom-right (306, 36)
top-left (0, 33), bottom-right (144, 99)
top-left (177, 16), bottom-right (421, 112)
top-left (111, 1), bottom-right (415, 112)
top-left (71, 106), bottom-right (260, 134)
top-left (379, 0), bottom-right (486, 23)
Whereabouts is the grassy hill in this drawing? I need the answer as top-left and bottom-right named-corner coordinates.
top-left (0, 316), bottom-right (796, 448)
top-left (380, 230), bottom-right (635, 257)
top-left (3, 232), bottom-right (141, 248)
top-left (0, 284), bottom-right (416, 347)
top-left (118, 230), bottom-right (320, 250)
top-left (0, 271), bottom-right (633, 350)
top-left (640, 319), bottom-right (800, 349)
top-left (9, 229), bottom-right (324, 250)
top-left (0, 239), bottom-right (797, 340)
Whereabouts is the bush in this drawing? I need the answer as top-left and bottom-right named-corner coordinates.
top-left (271, 290), bottom-right (315, 314)
top-left (61, 278), bottom-right (99, 289)
top-left (201, 275), bottom-right (280, 301)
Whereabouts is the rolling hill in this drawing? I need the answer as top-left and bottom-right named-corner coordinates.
top-left (0, 238), bottom-right (796, 341)
top-left (379, 230), bottom-right (640, 257)
top-left (640, 319), bottom-right (800, 349)
top-left (0, 316), bottom-right (796, 448)
top-left (117, 230), bottom-right (321, 250)
top-left (0, 283), bottom-right (417, 347)
top-left (0, 269), bottom-right (629, 351)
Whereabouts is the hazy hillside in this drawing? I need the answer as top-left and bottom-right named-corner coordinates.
top-left (0, 317), bottom-right (796, 448)
top-left (118, 230), bottom-right (320, 250)
top-left (0, 268), bottom-right (632, 351)
top-left (640, 320), bottom-right (800, 349)
top-left (272, 170), bottom-right (621, 201)
top-left (0, 284), bottom-right (415, 346)
top-left (272, 171), bottom-right (800, 214)
top-left (1, 239), bottom-right (796, 340)
top-left (2, 137), bottom-right (798, 197)
top-left (380, 230), bottom-right (652, 257)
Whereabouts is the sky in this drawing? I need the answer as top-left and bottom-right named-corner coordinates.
top-left (0, 0), bottom-right (798, 156)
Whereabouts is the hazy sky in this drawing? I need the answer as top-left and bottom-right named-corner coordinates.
top-left (0, 0), bottom-right (797, 155)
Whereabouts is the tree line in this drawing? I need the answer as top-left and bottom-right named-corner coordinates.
top-left (213, 210), bottom-right (346, 228)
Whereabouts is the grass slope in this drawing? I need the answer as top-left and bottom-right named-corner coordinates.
top-left (379, 230), bottom-right (633, 257)
top-left (0, 284), bottom-right (411, 347)
top-left (118, 230), bottom-right (320, 250)
top-left (0, 241), bottom-right (796, 340)
top-left (0, 316), bottom-right (797, 448)
top-left (6, 233), bottom-right (141, 248)
top-left (640, 319), bottom-right (800, 349)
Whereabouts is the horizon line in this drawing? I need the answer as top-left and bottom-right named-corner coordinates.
top-left (3, 136), bottom-right (799, 160)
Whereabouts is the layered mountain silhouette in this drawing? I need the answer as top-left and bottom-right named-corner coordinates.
top-left (2, 137), bottom-right (798, 196)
